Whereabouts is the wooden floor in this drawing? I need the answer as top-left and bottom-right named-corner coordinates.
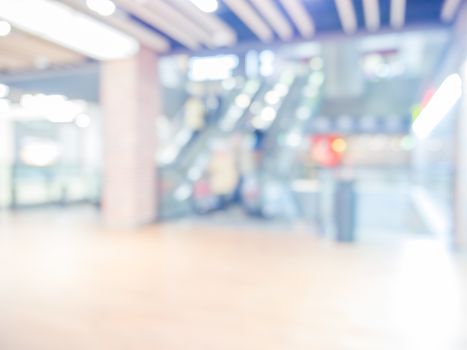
top-left (0, 208), bottom-right (467, 350)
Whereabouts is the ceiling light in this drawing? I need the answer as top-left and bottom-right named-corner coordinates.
top-left (441, 0), bottom-right (462, 22)
top-left (86, 0), bottom-right (116, 17)
top-left (261, 106), bottom-right (276, 121)
top-left (0, 0), bottom-right (139, 60)
top-left (412, 74), bottom-right (462, 139)
top-left (189, 0), bottom-right (218, 13)
top-left (75, 113), bottom-right (91, 128)
top-left (335, 0), bottom-right (357, 34)
top-left (235, 94), bottom-right (251, 108)
top-left (0, 20), bottom-right (11, 36)
top-left (363, 0), bottom-right (380, 31)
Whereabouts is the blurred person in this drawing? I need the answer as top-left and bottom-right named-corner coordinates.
top-left (204, 83), bottom-right (223, 125)
top-left (192, 173), bottom-right (215, 214)
top-left (184, 95), bottom-right (206, 138)
top-left (206, 93), bottom-right (222, 124)
top-left (207, 141), bottom-right (239, 210)
top-left (237, 131), bottom-right (263, 217)
top-left (252, 127), bottom-right (266, 161)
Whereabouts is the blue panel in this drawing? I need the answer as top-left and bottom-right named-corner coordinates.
top-left (302, 0), bottom-right (343, 33)
top-left (351, 0), bottom-right (367, 31)
top-left (119, 0), bottom-right (453, 52)
top-left (379, 0), bottom-right (392, 28)
top-left (406, 0), bottom-right (445, 24)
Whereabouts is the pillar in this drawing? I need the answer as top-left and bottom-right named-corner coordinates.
top-left (101, 47), bottom-right (159, 227)
top-left (323, 40), bottom-right (364, 99)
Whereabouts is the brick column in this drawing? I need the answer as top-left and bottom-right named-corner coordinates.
top-left (101, 47), bottom-right (159, 227)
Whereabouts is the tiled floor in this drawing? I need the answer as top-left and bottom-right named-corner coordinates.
top-left (0, 208), bottom-right (466, 349)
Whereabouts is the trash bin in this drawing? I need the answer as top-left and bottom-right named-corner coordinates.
top-left (334, 180), bottom-right (356, 242)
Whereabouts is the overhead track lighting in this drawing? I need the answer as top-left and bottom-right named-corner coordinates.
top-left (441, 0), bottom-right (463, 22)
top-left (189, 0), bottom-right (218, 13)
top-left (114, 0), bottom-right (201, 50)
top-left (86, 0), bottom-right (116, 17)
top-left (0, 0), bottom-right (139, 60)
top-left (250, 0), bottom-right (294, 41)
top-left (60, 0), bottom-right (169, 52)
top-left (335, 0), bottom-right (358, 34)
top-left (168, 0), bottom-right (237, 47)
top-left (390, 0), bottom-right (406, 29)
top-left (278, 0), bottom-right (315, 38)
top-left (146, 0), bottom-right (213, 47)
top-left (224, 0), bottom-right (274, 42)
top-left (363, 0), bottom-right (380, 31)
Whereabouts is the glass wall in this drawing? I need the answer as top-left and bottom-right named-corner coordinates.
top-left (0, 88), bottom-right (101, 209)
top-left (155, 29), bottom-right (452, 240)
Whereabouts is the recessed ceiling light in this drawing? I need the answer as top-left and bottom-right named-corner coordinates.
top-left (189, 0), bottom-right (218, 13)
top-left (86, 0), bottom-right (116, 17)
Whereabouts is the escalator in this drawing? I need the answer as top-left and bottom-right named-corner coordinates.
top-left (157, 79), bottom-right (264, 219)
top-left (256, 70), bottom-right (325, 220)
top-left (157, 67), bottom-right (325, 220)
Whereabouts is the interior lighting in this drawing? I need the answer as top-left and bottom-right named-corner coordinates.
top-left (175, 184), bottom-right (192, 201)
top-left (20, 139), bottom-right (60, 167)
top-left (264, 90), bottom-right (280, 105)
top-left (274, 83), bottom-right (289, 97)
top-left (304, 86), bottom-right (318, 99)
top-left (335, 0), bottom-right (357, 33)
top-left (259, 50), bottom-right (275, 76)
top-left (331, 138), bottom-right (347, 153)
top-left (412, 74), bottom-right (462, 139)
top-left (86, 0), bottom-right (116, 16)
top-left (363, 0), bottom-right (380, 31)
top-left (75, 113), bottom-right (91, 128)
top-left (0, 84), bottom-right (10, 98)
top-left (0, 20), bottom-right (11, 36)
top-left (390, 0), bottom-right (406, 29)
top-left (441, 0), bottom-right (462, 22)
top-left (19, 94), bottom-right (86, 123)
top-left (261, 106), bottom-right (276, 121)
top-left (235, 94), bottom-right (251, 109)
top-left (0, 0), bottom-right (139, 60)
top-left (310, 57), bottom-right (324, 71)
top-left (189, 0), bottom-right (218, 13)
top-left (251, 115), bottom-right (268, 130)
top-left (189, 55), bottom-right (239, 81)
top-left (309, 71), bottom-right (325, 86)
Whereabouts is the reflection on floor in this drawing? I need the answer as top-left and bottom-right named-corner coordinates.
top-left (0, 207), bottom-right (466, 350)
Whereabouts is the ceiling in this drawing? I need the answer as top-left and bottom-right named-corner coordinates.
top-left (0, 29), bottom-right (85, 73)
top-left (112, 0), bottom-right (461, 51)
top-left (0, 0), bottom-right (463, 75)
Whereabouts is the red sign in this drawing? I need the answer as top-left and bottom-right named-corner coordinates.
top-left (310, 134), bottom-right (344, 168)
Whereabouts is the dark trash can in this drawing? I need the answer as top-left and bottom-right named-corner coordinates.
top-left (334, 180), bottom-right (356, 243)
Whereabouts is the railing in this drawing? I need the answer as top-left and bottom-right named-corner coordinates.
top-left (1, 164), bottom-right (100, 209)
